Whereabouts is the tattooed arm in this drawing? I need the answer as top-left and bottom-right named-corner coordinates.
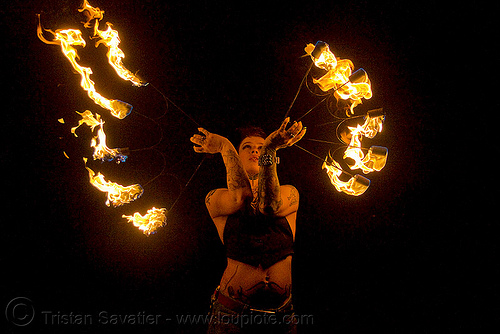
top-left (258, 147), bottom-right (300, 217)
top-left (258, 146), bottom-right (282, 215)
top-left (191, 128), bottom-right (252, 218)
top-left (258, 118), bottom-right (306, 216)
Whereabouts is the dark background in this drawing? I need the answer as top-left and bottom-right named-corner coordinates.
top-left (2, 0), bottom-right (496, 332)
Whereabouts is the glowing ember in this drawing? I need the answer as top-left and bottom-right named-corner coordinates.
top-left (37, 16), bottom-right (133, 119)
top-left (83, 158), bottom-right (143, 207)
top-left (343, 113), bottom-right (387, 174)
top-left (322, 159), bottom-right (370, 196)
top-left (122, 207), bottom-right (167, 235)
top-left (79, 0), bottom-right (148, 87)
top-left (305, 41), bottom-right (372, 114)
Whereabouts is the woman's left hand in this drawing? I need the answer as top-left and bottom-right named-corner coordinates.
top-left (264, 117), bottom-right (306, 150)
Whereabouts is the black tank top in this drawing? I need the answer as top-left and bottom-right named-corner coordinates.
top-left (223, 210), bottom-right (294, 269)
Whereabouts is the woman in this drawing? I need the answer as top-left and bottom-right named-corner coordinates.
top-left (190, 117), bottom-right (306, 333)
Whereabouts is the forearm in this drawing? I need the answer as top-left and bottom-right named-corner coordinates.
top-left (220, 141), bottom-right (252, 201)
top-left (258, 146), bottom-right (282, 215)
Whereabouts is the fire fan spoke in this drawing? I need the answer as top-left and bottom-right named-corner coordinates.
top-left (285, 41), bottom-right (388, 196)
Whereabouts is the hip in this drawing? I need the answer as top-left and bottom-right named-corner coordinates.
top-left (207, 287), bottom-right (297, 334)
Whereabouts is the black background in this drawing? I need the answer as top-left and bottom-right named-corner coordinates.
top-left (2, 0), bottom-right (496, 332)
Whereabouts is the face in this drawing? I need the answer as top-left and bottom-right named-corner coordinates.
top-left (238, 136), bottom-right (265, 176)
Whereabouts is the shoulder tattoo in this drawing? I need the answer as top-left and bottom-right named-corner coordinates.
top-left (205, 189), bottom-right (217, 207)
top-left (287, 186), bottom-right (299, 206)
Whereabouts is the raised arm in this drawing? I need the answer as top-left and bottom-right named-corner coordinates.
top-left (190, 128), bottom-right (252, 218)
top-left (258, 118), bottom-right (306, 216)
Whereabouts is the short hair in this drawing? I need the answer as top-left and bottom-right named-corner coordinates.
top-left (233, 126), bottom-right (267, 151)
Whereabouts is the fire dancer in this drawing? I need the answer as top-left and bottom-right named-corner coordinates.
top-left (190, 118), bottom-right (306, 333)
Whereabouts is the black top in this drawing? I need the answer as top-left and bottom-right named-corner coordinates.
top-left (223, 210), bottom-right (294, 269)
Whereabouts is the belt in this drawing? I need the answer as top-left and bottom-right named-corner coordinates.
top-left (212, 286), bottom-right (293, 315)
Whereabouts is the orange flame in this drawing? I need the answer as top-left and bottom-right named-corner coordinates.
top-left (71, 110), bottom-right (102, 136)
top-left (78, 0), bottom-right (104, 28)
top-left (91, 121), bottom-right (128, 163)
top-left (305, 42), bottom-right (372, 114)
top-left (322, 159), bottom-right (370, 196)
top-left (122, 207), bottom-right (167, 235)
top-left (70, 110), bottom-right (128, 163)
top-left (83, 158), bottom-right (143, 207)
top-left (37, 15), bottom-right (133, 119)
top-left (343, 114), bottom-right (387, 174)
top-left (94, 22), bottom-right (148, 87)
top-left (79, 0), bottom-right (148, 87)
top-left (305, 42), bottom-right (337, 71)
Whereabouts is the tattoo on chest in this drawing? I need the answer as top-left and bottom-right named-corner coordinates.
top-left (250, 188), bottom-right (259, 212)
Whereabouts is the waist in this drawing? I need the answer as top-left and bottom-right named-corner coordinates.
top-left (212, 286), bottom-right (293, 315)
top-left (219, 257), bottom-right (292, 308)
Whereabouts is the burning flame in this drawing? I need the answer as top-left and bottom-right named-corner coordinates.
top-left (343, 113), bottom-right (387, 174)
top-left (305, 41), bottom-right (372, 114)
top-left (83, 157), bottom-right (143, 207)
top-left (323, 110), bottom-right (387, 195)
top-left (322, 159), bottom-right (370, 196)
top-left (37, 15), bottom-right (133, 119)
top-left (122, 207), bottom-right (167, 235)
top-left (40, 3), bottom-right (167, 234)
top-left (71, 110), bottom-right (128, 163)
top-left (306, 41), bottom-right (337, 71)
top-left (79, 0), bottom-right (148, 87)
top-left (91, 122), bottom-right (128, 163)
top-left (71, 109), bottom-right (102, 136)
top-left (93, 22), bottom-right (148, 87)
top-left (78, 0), bottom-right (104, 28)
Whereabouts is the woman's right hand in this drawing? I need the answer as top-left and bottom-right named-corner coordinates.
top-left (190, 128), bottom-right (229, 154)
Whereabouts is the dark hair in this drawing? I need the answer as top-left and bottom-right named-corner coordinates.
top-left (233, 126), bottom-right (267, 150)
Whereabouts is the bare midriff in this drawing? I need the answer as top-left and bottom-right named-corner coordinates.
top-left (218, 256), bottom-right (292, 309)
